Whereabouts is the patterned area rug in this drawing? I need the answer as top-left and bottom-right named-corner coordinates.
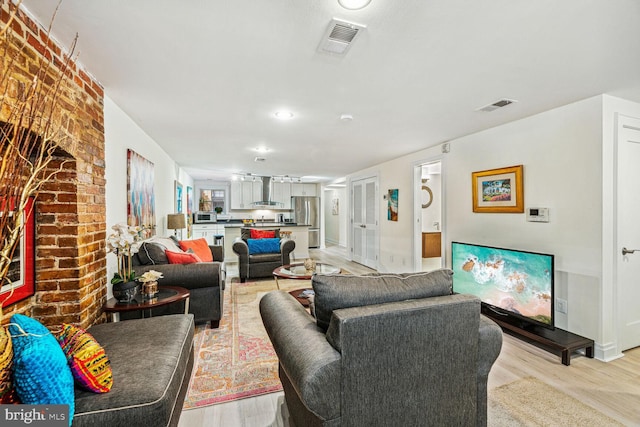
top-left (183, 277), bottom-right (308, 409)
top-left (488, 377), bottom-right (624, 426)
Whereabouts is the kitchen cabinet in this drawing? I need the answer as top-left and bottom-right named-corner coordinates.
top-left (192, 224), bottom-right (225, 246)
top-left (422, 232), bottom-right (441, 258)
top-left (280, 225), bottom-right (309, 259)
top-left (230, 181), bottom-right (262, 209)
top-left (291, 183), bottom-right (317, 197)
top-left (271, 182), bottom-right (292, 209)
top-left (224, 226), bottom-right (241, 260)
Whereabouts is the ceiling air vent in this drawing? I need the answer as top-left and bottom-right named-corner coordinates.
top-left (476, 98), bottom-right (518, 112)
top-left (254, 157), bottom-right (266, 162)
top-left (318, 18), bottom-right (366, 55)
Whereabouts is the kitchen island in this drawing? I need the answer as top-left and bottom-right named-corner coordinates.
top-left (222, 222), bottom-right (310, 260)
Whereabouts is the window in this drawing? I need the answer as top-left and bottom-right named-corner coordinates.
top-left (199, 189), bottom-right (225, 213)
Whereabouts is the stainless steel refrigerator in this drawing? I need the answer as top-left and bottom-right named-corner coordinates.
top-left (292, 196), bottom-right (320, 248)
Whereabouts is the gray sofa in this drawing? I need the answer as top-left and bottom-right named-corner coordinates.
top-left (232, 228), bottom-right (295, 282)
top-left (130, 237), bottom-right (225, 327)
top-left (260, 269), bottom-right (503, 427)
top-left (73, 314), bottom-right (194, 427)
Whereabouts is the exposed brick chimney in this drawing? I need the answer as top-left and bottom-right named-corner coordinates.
top-left (1, 4), bottom-right (107, 328)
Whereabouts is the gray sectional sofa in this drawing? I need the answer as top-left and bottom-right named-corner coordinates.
top-left (129, 237), bottom-right (226, 327)
top-left (73, 314), bottom-right (194, 427)
top-left (260, 269), bottom-right (503, 427)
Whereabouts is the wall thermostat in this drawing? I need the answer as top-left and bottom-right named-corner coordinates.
top-left (527, 207), bottom-right (549, 223)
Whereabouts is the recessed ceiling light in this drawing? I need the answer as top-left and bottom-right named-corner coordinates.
top-left (255, 146), bottom-right (269, 153)
top-left (274, 111), bottom-right (294, 120)
top-left (338, 0), bottom-right (372, 10)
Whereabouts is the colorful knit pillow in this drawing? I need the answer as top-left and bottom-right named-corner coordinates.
top-left (0, 326), bottom-right (19, 404)
top-left (9, 314), bottom-right (74, 424)
top-left (57, 324), bottom-right (113, 393)
top-left (179, 238), bottom-right (213, 262)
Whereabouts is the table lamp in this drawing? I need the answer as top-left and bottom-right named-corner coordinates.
top-left (167, 213), bottom-right (186, 237)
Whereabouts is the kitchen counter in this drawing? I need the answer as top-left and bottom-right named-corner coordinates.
top-left (218, 222), bottom-right (308, 228)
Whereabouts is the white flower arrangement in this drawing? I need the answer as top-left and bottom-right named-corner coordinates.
top-left (106, 223), bottom-right (146, 284)
top-left (138, 270), bottom-right (163, 283)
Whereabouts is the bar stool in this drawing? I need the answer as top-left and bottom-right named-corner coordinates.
top-left (213, 235), bottom-right (224, 246)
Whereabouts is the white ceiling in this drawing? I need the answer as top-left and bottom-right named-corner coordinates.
top-left (20, 0), bottom-right (640, 183)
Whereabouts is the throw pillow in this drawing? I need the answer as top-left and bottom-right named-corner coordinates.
top-left (247, 238), bottom-right (281, 254)
top-left (57, 324), bottom-right (113, 393)
top-left (165, 250), bottom-right (202, 264)
top-left (312, 269), bottom-right (454, 331)
top-left (250, 229), bottom-right (276, 239)
top-left (148, 236), bottom-right (183, 253)
top-left (0, 326), bottom-right (19, 404)
top-left (179, 238), bottom-right (213, 262)
top-left (137, 242), bottom-right (170, 265)
top-left (9, 314), bottom-right (74, 423)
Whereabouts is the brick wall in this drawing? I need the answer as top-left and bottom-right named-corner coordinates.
top-left (0, 3), bottom-right (106, 328)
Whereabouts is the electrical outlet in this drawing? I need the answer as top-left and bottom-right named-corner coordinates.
top-left (556, 298), bottom-right (568, 314)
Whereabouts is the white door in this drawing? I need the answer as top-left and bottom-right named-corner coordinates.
top-left (617, 114), bottom-right (640, 351)
top-left (351, 177), bottom-right (378, 269)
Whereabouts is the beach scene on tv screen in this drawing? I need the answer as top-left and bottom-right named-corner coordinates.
top-left (452, 243), bottom-right (553, 325)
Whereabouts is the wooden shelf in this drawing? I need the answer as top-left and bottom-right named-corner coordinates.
top-left (484, 308), bottom-right (594, 366)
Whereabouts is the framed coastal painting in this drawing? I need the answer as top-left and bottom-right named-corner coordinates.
top-left (472, 165), bottom-right (523, 213)
top-left (1, 197), bottom-right (35, 308)
top-left (127, 149), bottom-right (156, 234)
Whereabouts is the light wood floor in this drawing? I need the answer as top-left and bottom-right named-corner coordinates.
top-left (178, 245), bottom-right (640, 427)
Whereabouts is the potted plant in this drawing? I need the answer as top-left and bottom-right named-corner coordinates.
top-left (214, 207), bottom-right (223, 214)
top-left (106, 223), bottom-right (146, 302)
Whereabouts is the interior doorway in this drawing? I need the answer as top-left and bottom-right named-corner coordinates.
top-left (351, 176), bottom-right (378, 270)
top-left (414, 160), bottom-right (443, 271)
top-left (616, 114), bottom-right (640, 352)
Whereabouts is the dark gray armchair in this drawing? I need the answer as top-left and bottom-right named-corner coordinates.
top-left (260, 270), bottom-right (503, 427)
top-left (232, 228), bottom-right (295, 282)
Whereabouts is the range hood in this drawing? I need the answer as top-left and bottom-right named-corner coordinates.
top-left (251, 176), bottom-right (283, 207)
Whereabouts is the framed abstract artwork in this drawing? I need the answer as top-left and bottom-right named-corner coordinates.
top-left (175, 181), bottom-right (183, 213)
top-left (472, 165), bottom-right (524, 213)
top-left (186, 186), bottom-right (193, 238)
top-left (1, 197), bottom-right (35, 308)
top-left (127, 149), bottom-right (156, 234)
top-left (387, 189), bottom-right (398, 221)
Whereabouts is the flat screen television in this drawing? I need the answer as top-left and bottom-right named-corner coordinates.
top-left (451, 241), bottom-right (554, 330)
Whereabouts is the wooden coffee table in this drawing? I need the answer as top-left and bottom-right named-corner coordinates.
top-left (103, 285), bottom-right (190, 322)
top-left (272, 262), bottom-right (341, 289)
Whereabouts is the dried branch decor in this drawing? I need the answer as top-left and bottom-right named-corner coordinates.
top-left (0, 0), bottom-right (79, 319)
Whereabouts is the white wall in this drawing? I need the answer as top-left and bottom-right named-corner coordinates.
top-left (104, 95), bottom-right (193, 296)
top-left (346, 96), bottom-right (606, 352)
top-left (324, 187), bottom-right (346, 247)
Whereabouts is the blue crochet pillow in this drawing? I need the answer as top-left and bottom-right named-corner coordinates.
top-left (247, 238), bottom-right (281, 254)
top-left (9, 314), bottom-right (75, 425)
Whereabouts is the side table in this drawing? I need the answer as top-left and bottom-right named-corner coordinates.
top-left (103, 285), bottom-right (190, 322)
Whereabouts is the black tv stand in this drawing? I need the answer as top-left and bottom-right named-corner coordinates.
top-left (482, 308), bottom-right (594, 366)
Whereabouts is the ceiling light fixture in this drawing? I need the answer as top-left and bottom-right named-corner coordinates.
top-left (255, 146), bottom-right (269, 153)
top-left (274, 111), bottom-right (294, 120)
top-left (338, 0), bottom-right (372, 10)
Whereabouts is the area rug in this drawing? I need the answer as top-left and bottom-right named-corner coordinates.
top-left (488, 377), bottom-right (624, 426)
top-left (183, 277), bottom-right (308, 409)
